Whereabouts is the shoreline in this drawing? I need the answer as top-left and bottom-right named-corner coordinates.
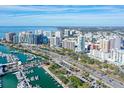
top-left (0, 42), bottom-right (65, 88)
top-left (41, 65), bottom-right (67, 88)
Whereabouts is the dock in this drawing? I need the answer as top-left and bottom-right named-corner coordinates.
top-left (0, 79), bottom-right (2, 88)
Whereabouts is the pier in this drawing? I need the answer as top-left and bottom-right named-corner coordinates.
top-left (0, 62), bottom-right (19, 76)
top-left (19, 69), bottom-right (31, 88)
top-left (0, 79), bottom-right (2, 88)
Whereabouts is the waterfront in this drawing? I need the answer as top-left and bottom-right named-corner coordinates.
top-left (0, 73), bottom-right (18, 88)
top-left (0, 44), bottom-right (62, 88)
top-left (1, 5), bottom-right (124, 89)
top-left (24, 67), bottom-right (62, 88)
top-left (0, 57), bottom-right (7, 64)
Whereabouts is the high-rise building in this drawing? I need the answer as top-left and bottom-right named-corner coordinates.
top-left (42, 36), bottom-right (49, 44)
top-left (55, 31), bottom-right (63, 39)
top-left (109, 49), bottom-right (124, 65)
top-left (70, 30), bottom-right (76, 36)
top-left (18, 31), bottom-right (49, 45)
top-left (64, 29), bottom-right (70, 37)
top-left (27, 33), bottom-right (36, 44)
top-left (19, 32), bottom-right (35, 44)
top-left (35, 34), bottom-right (49, 45)
top-left (50, 37), bottom-right (61, 47)
top-left (76, 34), bottom-right (85, 53)
top-left (19, 32), bottom-right (27, 43)
top-left (13, 35), bottom-right (19, 44)
top-left (35, 30), bottom-right (43, 35)
top-left (5, 32), bottom-right (16, 42)
top-left (55, 31), bottom-right (63, 46)
top-left (109, 37), bottom-right (121, 50)
top-left (62, 38), bottom-right (76, 51)
top-left (99, 36), bottom-right (121, 53)
top-left (100, 39), bottom-right (110, 53)
top-left (35, 34), bottom-right (43, 44)
top-left (43, 31), bottom-right (52, 38)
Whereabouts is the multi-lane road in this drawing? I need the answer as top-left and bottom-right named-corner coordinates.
top-left (38, 48), bottom-right (124, 88)
top-left (6, 44), bottom-right (124, 88)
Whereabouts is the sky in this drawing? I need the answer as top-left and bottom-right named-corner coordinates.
top-left (0, 5), bottom-right (124, 26)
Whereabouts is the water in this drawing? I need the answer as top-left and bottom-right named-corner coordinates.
top-left (0, 44), bottom-right (62, 88)
top-left (0, 57), bottom-right (7, 64)
top-left (25, 67), bottom-right (62, 88)
top-left (14, 53), bottom-right (28, 63)
top-left (0, 44), bottom-right (10, 54)
top-left (0, 26), bottom-right (57, 38)
top-left (0, 44), bottom-right (28, 63)
top-left (1, 73), bottom-right (18, 88)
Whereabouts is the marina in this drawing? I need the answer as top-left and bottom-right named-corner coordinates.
top-left (24, 67), bottom-right (62, 88)
top-left (0, 44), bottom-right (62, 88)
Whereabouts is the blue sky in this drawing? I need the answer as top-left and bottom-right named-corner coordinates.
top-left (0, 5), bottom-right (124, 26)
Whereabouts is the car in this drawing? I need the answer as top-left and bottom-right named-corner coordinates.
top-left (101, 74), bottom-right (105, 77)
top-left (109, 79), bottom-right (113, 82)
top-left (120, 82), bottom-right (124, 85)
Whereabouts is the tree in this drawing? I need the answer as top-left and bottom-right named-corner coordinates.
top-left (102, 64), bottom-right (109, 68)
top-left (81, 82), bottom-right (90, 88)
top-left (69, 76), bottom-right (83, 88)
top-left (84, 72), bottom-right (89, 77)
top-left (59, 75), bottom-right (69, 84)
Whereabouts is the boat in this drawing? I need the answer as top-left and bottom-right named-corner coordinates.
top-left (0, 80), bottom-right (2, 88)
top-left (30, 76), bottom-right (35, 81)
top-left (17, 80), bottom-right (27, 88)
top-left (10, 51), bottom-right (19, 54)
top-left (27, 57), bottom-right (34, 61)
top-left (45, 72), bottom-right (48, 74)
top-left (58, 85), bottom-right (60, 87)
top-left (35, 75), bottom-right (39, 80)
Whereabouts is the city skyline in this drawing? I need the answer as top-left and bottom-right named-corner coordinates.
top-left (1, 26), bottom-right (124, 88)
top-left (0, 5), bottom-right (124, 26)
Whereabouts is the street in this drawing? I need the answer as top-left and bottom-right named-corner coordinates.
top-left (40, 48), bottom-right (124, 88)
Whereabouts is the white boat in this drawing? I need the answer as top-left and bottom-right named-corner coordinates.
top-left (35, 75), bottom-right (39, 80)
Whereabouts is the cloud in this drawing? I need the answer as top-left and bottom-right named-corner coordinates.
top-left (0, 5), bottom-right (124, 26)
top-left (0, 5), bottom-right (124, 16)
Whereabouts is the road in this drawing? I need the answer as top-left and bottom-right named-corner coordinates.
top-left (6, 43), bottom-right (124, 88)
top-left (39, 48), bottom-right (124, 88)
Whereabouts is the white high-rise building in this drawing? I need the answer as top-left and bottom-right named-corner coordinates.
top-left (13, 35), bottom-right (19, 44)
top-left (50, 37), bottom-right (61, 47)
top-left (5, 32), bottom-right (16, 42)
top-left (64, 29), bottom-right (70, 37)
top-left (43, 31), bottom-right (52, 38)
top-left (99, 39), bottom-right (110, 53)
top-left (55, 31), bottom-right (63, 46)
top-left (99, 36), bottom-right (121, 53)
top-left (56, 31), bottom-right (64, 38)
top-left (109, 49), bottom-right (124, 65)
top-left (109, 36), bottom-right (121, 50)
top-left (19, 32), bottom-right (36, 44)
top-left (55, 31), bottom-right (62, 38)
top-left (62, 38), bottom-right (76, 51)
top-left (76, 34), bottom-right (85, 53)
top-left (35, 30), bottom-right (43, 35)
